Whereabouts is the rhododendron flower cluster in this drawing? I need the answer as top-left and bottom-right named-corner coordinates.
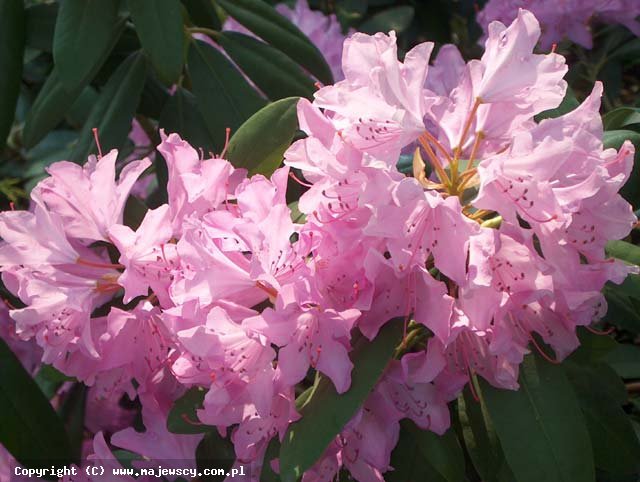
top-left (0, 8), bottom-right (637, 482)
top-left (477, 0), bottom-right (640, 49)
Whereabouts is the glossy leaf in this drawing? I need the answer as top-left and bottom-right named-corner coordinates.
top-left (360, 6), bottom-right (415, 34)
top-left (25, 3), bottom-right (57, 52)
top-left (457, 385), bottom-right (511, 482)
top-left (225, 97), bottom-right (299, 176)
top-left (566, 362), bottom-right (640, 476)
top-left (218, 32), bottom-right (316, 101)
top-left (53, 0), bottom-right (123, 92)
top-left (70, 52), bottom-right (148, 163)
top-left (403, 421), bottom-right (466, 482)
top-left (167, 386), bottom-right (212, 434)
top-left (182, 0), bottom-right (221, 30)
top-left (0, 338), bottom-right (73, 469)
top-left (195, 430), bottom-right (235, 482)
top-left (0, 0), bottom-right (25, 151)
top-left (128, 0), bottom-right (185, 84)
top-left (479, 354), bottom-right (595, 482)
top-left (603, 107), bottom-right (640, 131)
top-left (187, 39), bottom-right (266, 151)
top-left (23, 68), bottom-right (79, 149)
top-left (604, 343), bottom-right (640, 379)
top-left (216, 0), bottom-right (333, 85)
top-left (606, 240), bottom-right (640, 266)
top-left (159, 86), bottom-right (217, 155)
top-left (279, 318), bottom-right (404, 482)
top-left (387, 420), bottom-right (446, 482)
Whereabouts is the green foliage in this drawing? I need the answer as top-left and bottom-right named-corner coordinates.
top-left (0, 338), bottom-right (73, 470)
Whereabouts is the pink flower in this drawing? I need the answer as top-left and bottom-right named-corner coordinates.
top-left (33, 150), bottom-right (150, 242)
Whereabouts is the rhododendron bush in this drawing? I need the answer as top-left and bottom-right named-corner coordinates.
top-left (1, 1), bottom-right (640, 481)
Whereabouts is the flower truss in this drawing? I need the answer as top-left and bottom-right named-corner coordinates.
top-left (0, 8), bottom-right (637, 482)
top-left (477, 0), bottom-right (640, 49)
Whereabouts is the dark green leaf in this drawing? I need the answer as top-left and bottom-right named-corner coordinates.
top-left (58, 383), bottom-right (87, 464)
top-left (167, 386), bottom-right (213, 434)
top-left (53, 0), bottom-right (124, 92)
top-left (566, 362), bottom-right (640, 475)
top-left (479, 354), bottom-right (595, 482)
top-left (187, 39), bottom-right (266, 151)
top-left (195, 430), bottom-right (235, 482)
top-left (403, 421), bottom-right (466, 482)
top-left (128, 0), bottom-right (185, 84)
top-left (25, 3), bottom-right (57, 52)
top-left (457, 385), bottom-right (510, 482)
top-left (70, 52), bottom-right (148, 163)
top-left (0, 0), bottom-right (25, 150)
top-left (226, 97), bottom-right (299, 176)
top-left (159, 86), bottom-right (217, 154)
top-left (216, 0), bottom-right (333, 85)
top-left (23, 69), bottom-right (77, 149)
top-left (601, 284), bottom-right (640, 333)
top-left (279, 318), bottom-right (404, 482)
top-left (34, 364), bottom-right (76, 400)
top-left (218, 32), bottom-right (315, 101)
top-left (182, 0), bottom-right (221, 30)
top-left (387, 420), bottom-right (446, 482)
top-left (604, 343), bottom-right (640, 379)
top-left (567, 328), bottom-right (618, 365)
top-left (123, 195), bottom-right (148, 230)
top-left (603, 107), bottom-right (640, 131)
top-left (360, 6), bottom-right (415, 35)
top-left (260, 437), bottom-right (281, 482)
top-left (535, 87), bottom-right (579, 121)
top-left (0, 338), bottom-right (73, 469)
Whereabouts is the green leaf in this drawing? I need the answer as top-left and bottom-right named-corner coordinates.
top-left (565, 362), bottom-right (640, 476)
top-left (25, 3), bottom-right (57, 52)
top-left (479, 354), bottom-right (595, 482)
top-left (34, 364), bottom-right (76, 400)
top-left (187, 39), bottom-right (266, 152)
top-left (535, 87), bottom-right (579, 121)
top-left (0, 0), bottom-right (25, 150)
top-left (225, 97), bottom-right (299, 176)
top-left (195, 430), bottom-right (235, 482)
top-left (603, 107), bottom-right (640, 131)
top-left (159, 86), bottom-right (217, 154)
top-left (260, 437), bottom-right (281, 482)
top-left (53, 0), bottom-right (123, 92)
top-left (0, 338), bottom-right (73, 469)
top-left (604, 343), bottom-right (640, 379)
top-left (606, 240), bottom-right (640, 266)
top-left (603, 130), bottom-right (640, 209)
top-left (279, 318), bottom-right (404, 482)
top-left (403, 421), bottom-right (466, 482)
top-left (182, 0), bottom-right (221, 30)
top-left (360, 6), bottom-right (415, 35)
top-left (123, 195), bottom-right (148, 230)
top-left (216, 0), bottom-right (333, 85)
top-left (128, 0), bottom-right (185, 85)
top-left (457, 385), bottom-right (511, 482)
top-left (167, 386), bottom-right (213, 434)
top-left (58, 383), bottom-right (87, 464)
top-left (23, 69), bottom-right (77, 149)
top-left (601, 284), bottom-right (640, 333)
top-left (567, 328), bottom-right (618, 365)
top-left (387, 420), bottom-right (447, 482)
top-left (70, 52), bottom-right (148, 163)
top-left (218, 32), bottom-right (315, 101)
